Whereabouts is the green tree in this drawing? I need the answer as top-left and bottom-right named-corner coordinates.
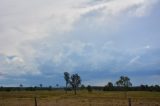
top-left (48, 85), bottom-right (52, 91)
top-left (19, 84), bottom-right (23, 88)
top-left (108, 82), bottom-right (113, 87)
top-left (103, 82), bottom-right (113, 91)
top-left (56, 84), bottom-right (59, 88)
top-left (80, 84), bottom-right (85, 90)
top-left (107, 82), bottom-right (114, 91)
top-left (87, 85), bottom-right (92, 93)
top-left (70, 74), bottom-right (81, 95)
top-left (19, 84), bottom-right (23, 91)
top-left (116, 76), bottom-right (132, 87)
top-left (116, 76), bottom-right (132, 98)
top-left (39, 84), bottom-right (43, 89)
top-left (64, 72), bottom-right (70, 93)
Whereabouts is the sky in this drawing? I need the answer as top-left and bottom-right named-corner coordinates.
top-left (0, 0), bottom-right (160, 87)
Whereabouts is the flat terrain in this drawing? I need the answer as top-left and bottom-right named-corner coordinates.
top-left (0, 90), bottom-right (160, 106)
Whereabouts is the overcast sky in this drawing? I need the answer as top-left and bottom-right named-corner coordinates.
top-left (0, 0), bottom-right (160, 87)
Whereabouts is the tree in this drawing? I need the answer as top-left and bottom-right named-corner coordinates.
top-left (154, 85), bottom-right (160, 91)
top-left (56, 84), bottom-right (59, 88)
top-left (19, 84), bottom-right (23, 88)
top-left (64, 72), bottom-right (70, 93)
top-left (103, 82), bottom-right (113, 91)
top-left (108, 82), bottom-right (113, 87)
top-left (19, 84), bottom-right (23, 91)
top-left (70, 74), bottom-right (81, 95)
top-left (39, 84), bottom-right (43, 89)
top-left (107, 82), bottom-right (114, 91)
top-left (116, 76), bottom-right (132, 98)
top-left (116, 76), bottom-right (132, 88)
top-left (140, 84), bottom-right (146, 91)
top-left (87, 85), bottom-right (92, 93)
top-left (80, 84), bottom-right (85, 90)
top-left (48, 85), bottom-right (52, 91)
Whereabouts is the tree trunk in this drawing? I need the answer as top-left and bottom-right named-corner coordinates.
top-left (128, 98), bottom-right (131, 106)
top-left (65, 83), bottom-right (67, 94)
top-left (124, 91), bottom-right (127, 98)
top-left (74, 87), bottom-right (77, 95)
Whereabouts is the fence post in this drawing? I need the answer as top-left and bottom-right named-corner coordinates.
top-left (89, 99), bottom-right (92, 106)
top-left (55, 99), bottom-right (58, 106)
top-left (128, 98), bottom-right (131, 106)
top-left (34, 97), bottom-right (37, 106)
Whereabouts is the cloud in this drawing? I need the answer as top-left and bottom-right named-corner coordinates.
top-left (0, 0), bottom-right (159, 86)
top-left (129, 56), bottom-right (141, 64)
top-left (78, 0), bottom-right (158, 21)
top-left (0, 0), bottom-right (158, 55)
top-left (145, 45), bottom-right (151, 49)
top-left (0, 54), bottom-right (40, 76)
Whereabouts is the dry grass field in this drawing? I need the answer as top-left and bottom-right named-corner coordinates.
top-left (0, 90), bottom-right (160, 106)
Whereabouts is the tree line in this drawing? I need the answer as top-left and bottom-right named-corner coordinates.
top-left (64, 72), bottom-right (160, 94)
top-left (0, 72), bottom-right (159, 93)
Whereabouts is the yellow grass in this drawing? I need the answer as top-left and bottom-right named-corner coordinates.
top-left (0, 90), bottom-right (160, 106)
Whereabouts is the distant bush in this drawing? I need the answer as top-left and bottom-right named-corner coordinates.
top-left (87, 85), bottom-right (92, 93)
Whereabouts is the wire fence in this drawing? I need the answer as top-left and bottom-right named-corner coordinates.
top-left (0, 97), bottom-right (160, 106)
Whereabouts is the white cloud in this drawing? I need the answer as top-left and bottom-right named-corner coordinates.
top-left (129, 56), bottom-right (141, 64)
top-left (0, 0), bottom-right (157, 49)
top-left (0, 54), bottom-right (40, 76)
top-left (0, 0), bottom-right (158, 77)
top-left (145, 45), bottom-right (151, 49)
top-left (78, 0), bottom-right (158, 19)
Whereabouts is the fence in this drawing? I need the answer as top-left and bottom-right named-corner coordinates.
top-left (0, 97), bottom-right (160, 106)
